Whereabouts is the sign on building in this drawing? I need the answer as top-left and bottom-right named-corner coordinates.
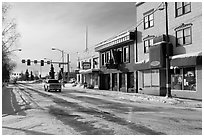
top-left (82, 62), bottom-right (91, 70)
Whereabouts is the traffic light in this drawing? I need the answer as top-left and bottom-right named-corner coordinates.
top-left (27, 59), bottom-right (31, 66)
top-left (34, 60), bottom-right (38, 64)
top-left (22, 59), bottom-right (25, 63)
top-left (47, 61), bottom-right (51, 64)
top-left (41, 60), bottom-right (44, 66)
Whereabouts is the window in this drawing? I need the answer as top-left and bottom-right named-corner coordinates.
top-left (89, 59), bottom-right (91, 68)
top-left (105, 51), bottom-right (110, 63)
top-left (144, 38), bottom-right (153, 53)
top-left (78, 61), bottom-right (80, 69)
top-left (175, 2), bottom-right (191, 17)
top-left (123, 46), bottom-right (129, 63)
top-left (171, 67), bottom-right (196, 91)
top-left (143, 69), bottom-right (159, 88)
top-left (117, 48), bottom-right (123, 63)
top-left (93, 57), bottom-right (98, 69)
top-left (176, 27), bottom-right (192, 46)
top-left (144, 12), bottom-right (154, 29)
top-left (101, 53), bottom-right (105, 66)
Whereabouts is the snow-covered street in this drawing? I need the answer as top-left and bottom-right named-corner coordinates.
top-left (2, 83), bottom-right (202, 135)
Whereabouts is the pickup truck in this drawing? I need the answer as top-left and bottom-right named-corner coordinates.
top-left (44, 79), bottom-right (62, 92)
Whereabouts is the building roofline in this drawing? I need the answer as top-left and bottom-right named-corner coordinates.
top-left (135, 2), bottom-right (145, 7)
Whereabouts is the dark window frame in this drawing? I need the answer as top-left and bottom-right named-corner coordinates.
top-left (175, 2), bottom-right (191, 17)
top-left (144, 38), bottom-right (153, 53)
top-left (143, 12), bottom-right (154, 30)
top-left (101, 53), bottom-right (105, 66)
top-left (105, 51), bottom-right (110, 63)
top-left (123, 46), bottom-right (130, 63)
top-left (176, 26), bottom-right (192, 47)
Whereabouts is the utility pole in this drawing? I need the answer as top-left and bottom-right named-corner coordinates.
top-left (67, 53), bottom-right (70, 82)
top-left (165, 2), bottom-right (171, 97)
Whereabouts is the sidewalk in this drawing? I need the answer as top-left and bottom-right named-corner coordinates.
top-left (64, 83), bottom-right (202, 109)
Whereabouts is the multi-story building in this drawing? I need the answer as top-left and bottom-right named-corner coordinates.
top-left (76, 48), bottom-right (100, 89)
top-left (95, 30), bottom-right (137, 92)
top-left (135, 2), bottom-right (202, 99)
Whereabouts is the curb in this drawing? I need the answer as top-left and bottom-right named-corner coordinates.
top-left (63, 84), bottom-right (202, 109)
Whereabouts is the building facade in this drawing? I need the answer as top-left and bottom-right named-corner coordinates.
top-left (95, 30), bottom-right (137, 92)
top-left (76, 48), bottom-right (100, 89)
top-left (135, 2), bottom-right (202, 99)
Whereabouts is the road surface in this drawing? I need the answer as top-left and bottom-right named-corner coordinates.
top-left (2, 83), bottom-right (202, 135)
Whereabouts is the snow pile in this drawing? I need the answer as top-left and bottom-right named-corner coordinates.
top-left (64, 85), bottom-right (202, 108)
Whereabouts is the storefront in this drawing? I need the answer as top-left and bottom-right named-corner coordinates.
top-left (95, 30), bottom-right (137, 93)
top-left (170, 51), bottom-right (202, 100)
top-left (135, 44), bottom-right (202, 99)
top-left (79, 68), bottom-right (100, 89)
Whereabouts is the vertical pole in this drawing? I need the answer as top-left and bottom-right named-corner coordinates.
top-left (40, 65), bottom-right (42, 79)
top-left (67, 54), bottom-right (70, 82)
top-left (62, 50), bottom-right (65, 86)
top-left (85, 26), bottom-right (88, 52)
top-left (165, 2), bottom-right (171, 97)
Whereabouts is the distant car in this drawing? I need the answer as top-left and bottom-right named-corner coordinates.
top-left (44, 79), bottom-right (62, 92)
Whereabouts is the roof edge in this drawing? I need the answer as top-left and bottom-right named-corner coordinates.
top-left (135, 2), bottom-right (145, 7)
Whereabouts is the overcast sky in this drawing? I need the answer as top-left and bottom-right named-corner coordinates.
top-left (7, 2), bottom-right (137, 76)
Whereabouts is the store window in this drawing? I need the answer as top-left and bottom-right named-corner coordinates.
top-left (183, 67), bottom-right (196, 91)
top-left (176, 27), bottom-right (192, 46)
top-left (171, 67), bottom-right (196, 91)
top-left (175, 2), bottom-right (191, 17)
top-left (171, 68), bottom-right (183, 90)
top-left (143, 69), bottom-right (159, 88)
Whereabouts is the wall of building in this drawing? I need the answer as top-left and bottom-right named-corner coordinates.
top-left (168, 2), bottom-right (202, 55)
top-left (136, 2), bottom-right (202, 99)
top-left (136, 2), bottom-right (202, 60)
top-left (136, 2), bottom-right (166, 62)
top-left (98, 40), bottom-right (137, 92)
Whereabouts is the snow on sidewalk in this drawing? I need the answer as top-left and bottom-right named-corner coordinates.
top-left (63, 83), bottom-right (202, 109)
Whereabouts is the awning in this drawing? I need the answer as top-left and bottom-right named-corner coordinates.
top-left (134, 59), bottom-right (150, 70)
top-left (170, 51), bottom-right (202, 67)
top-left (79, 68), bottom-right (100, 74)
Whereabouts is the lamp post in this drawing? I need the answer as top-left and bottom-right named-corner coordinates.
top-left (52, 48), bottom-right (70, 84)
top-left (7, 48), bottom-right (22, 53)
top-left (52, 47), bottom-right (65, 85)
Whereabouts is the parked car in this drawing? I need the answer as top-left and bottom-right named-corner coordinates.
top-left (44, 79), bottom-right (62, 92)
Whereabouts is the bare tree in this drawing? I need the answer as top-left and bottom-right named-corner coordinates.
top-left (2, 3), bottom-right (20, 81)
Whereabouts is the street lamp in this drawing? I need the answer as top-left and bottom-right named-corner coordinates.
top-left (7, 48), bottom-right (22, 53)
top-left (52, 47), bottom-right (64, 84)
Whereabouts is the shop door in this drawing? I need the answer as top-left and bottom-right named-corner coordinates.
top-left (100, 74), bottom-right (110, 90)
